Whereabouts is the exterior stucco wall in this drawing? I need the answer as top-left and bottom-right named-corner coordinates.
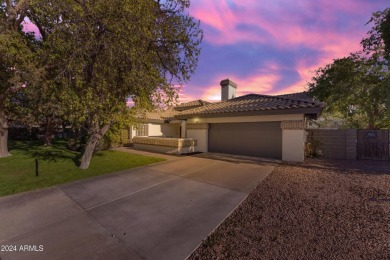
top-left (186, 115), bottom-right (306, 160)
top-left (133, 137), bottom-right (197, 154)
top-left (148, 123), bottom-right (164, 136)
top-left (282, 129), bottom-right (305, 162)
top-left (148, 123), bottom-right (180, 138)
top-left (187, 129), bottom-right (208, 152)
top-left (131, 126), bottom-right (136, 139)
top-left (133, 143), bottom-right (196, 154)
top-left (221, 84), bottom-right (237, 101)
top-left (180, 121), bottom-right (186, 138)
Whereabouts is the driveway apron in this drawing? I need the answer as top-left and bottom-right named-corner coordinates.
top-left (0, 153), bottom-right (277, 260)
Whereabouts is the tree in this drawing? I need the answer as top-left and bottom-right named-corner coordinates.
top-left (0, 0), bottom-right (36, 157)
top-left (309, 8), bottom-right (390, 129)
top-left (362, 8), bottom-right (390, 61)
top-left (308, 53), bottom-right (389, 129)
top-left (30, 0), bottom-right (203, 169)
top-left (361, 8), bottom-right (390, 114)
top-left (21, 80), bottom-right (67, 146)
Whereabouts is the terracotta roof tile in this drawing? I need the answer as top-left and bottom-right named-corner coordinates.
top-left (143, 108), bottom-right (177, 121)
top-left (141, 92), bottom-right (325, 120)
top-left (178, 93), bottom-right (325, 116)
top-left (276, 92), bottom-right (315, 101)
top-left (142, 100), bottom-right (211, 120)
top-left (174, 100), bottom-right (211, 109)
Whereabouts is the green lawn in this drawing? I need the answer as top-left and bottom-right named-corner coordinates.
top-left (0, 140), bottom-right (165, 197)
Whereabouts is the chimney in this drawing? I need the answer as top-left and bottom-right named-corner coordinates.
top-left (220, 79), bottom-right (237, 101)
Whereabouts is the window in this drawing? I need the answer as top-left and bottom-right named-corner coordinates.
top-left (136, 124), bottom-right (148, 136)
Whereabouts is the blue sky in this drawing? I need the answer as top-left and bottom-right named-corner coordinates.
top-left (22, 0), bottom-right (389, 103)
top-left (178, 0), bottom-right (389, 102)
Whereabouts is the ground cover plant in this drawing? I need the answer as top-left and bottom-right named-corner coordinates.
top-left (0, 140), bottom-right (164, 196)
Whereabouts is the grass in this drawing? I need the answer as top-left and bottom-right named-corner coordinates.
top-left (0, 140), bottom-right (165, 197)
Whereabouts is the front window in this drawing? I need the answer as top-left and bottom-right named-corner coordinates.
top-left (136, 124), bottom-right (148, 136)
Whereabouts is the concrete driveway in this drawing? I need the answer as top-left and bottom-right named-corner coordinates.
top-left (0, 151), bottom-right (277, 260)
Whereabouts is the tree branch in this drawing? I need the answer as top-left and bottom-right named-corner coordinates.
top-left (0, 83), bottom-right (25, 104)
top-left (5, 0), bottom-right (14, 12)
top-left (15, 0), bottom-right (29, 13)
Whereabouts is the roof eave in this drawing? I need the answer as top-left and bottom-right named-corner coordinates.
top-left (174, 107), bottom-right (325, 119)
top-left (136, 118), bottom-right (166, 123)
top-left (305, 106), bottom-right (325, 120)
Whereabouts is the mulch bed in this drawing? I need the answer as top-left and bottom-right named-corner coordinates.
top-left (189, 159), bottom-right (390, 260)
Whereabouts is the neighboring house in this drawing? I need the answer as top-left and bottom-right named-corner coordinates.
top-left (130, 79), bottom-right (325, 162)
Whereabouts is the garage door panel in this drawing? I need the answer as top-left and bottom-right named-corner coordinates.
top-left (208, 122), bottom-right (282, 159)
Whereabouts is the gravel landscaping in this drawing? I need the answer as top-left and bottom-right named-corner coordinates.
top-left (190, 159), bottom-right (390, 259)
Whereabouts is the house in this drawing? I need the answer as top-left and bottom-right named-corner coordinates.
top-left (130, 79), bottom-right (325, 162)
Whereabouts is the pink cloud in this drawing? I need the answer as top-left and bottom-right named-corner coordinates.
top-left (189, 68), bottom-right (281, 102)
top-left (185, 0), bottom-right (386, 99)
top-left (177, 88), bottom-right (201, 104)
top-left (19, 1), bottom-right (387, 103)
top-left (190, 0), bottom-right (370, 51)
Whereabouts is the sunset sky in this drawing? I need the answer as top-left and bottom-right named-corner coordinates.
top-left (22, 1), bottom-right (389, 104)
top-left (178, 0), bottom-right (389, 103)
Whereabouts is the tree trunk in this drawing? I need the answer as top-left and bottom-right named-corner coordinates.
top-left (79, 123), bottom-right (110, 169)
top-left (43, 116), bottom-right (53, 146)
top-left (0, 109), bottom-right (11, 158)
top-left (368, 107), bottom-right (378, 129)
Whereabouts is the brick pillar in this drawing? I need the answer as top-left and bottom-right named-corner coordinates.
top-left (345, 129), bottom-right (357, 160)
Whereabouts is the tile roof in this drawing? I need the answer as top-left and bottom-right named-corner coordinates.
top-left (142, 108), bottom-right (177, 121)
top-left (142, 100), bottom-right (211, 121)
top-left (140, 92), bottom-right (325, 120)
top-left (276, 92), bottom-right (315, 102)
top-left (174, 100), bottom-right (211, 110)
top-left (177, 93), bottom-right (325, 116)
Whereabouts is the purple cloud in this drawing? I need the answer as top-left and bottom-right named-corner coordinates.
top-left (179, 0), bottom-right (389, 102)
top-left (20, 1), bottom-right (390, 103)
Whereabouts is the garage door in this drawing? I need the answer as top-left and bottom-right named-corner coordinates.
top-left (208, 122), bottom-right (282, 159)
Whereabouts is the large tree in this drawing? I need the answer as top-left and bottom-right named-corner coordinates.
top-left (362, 8), bottom-right (390, 61)
top-left (309, 8), bottom-right (390, 129)
top-left (308, 53), bottom-right (388, 129)
top-left (30, 0), bottom-right (203, 169)
top-left (0, 0), bottom-right (36, 157)
top-left (361, 8), bottom-right (390, 114)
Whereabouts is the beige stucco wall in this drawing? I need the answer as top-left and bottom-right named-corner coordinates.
top-left (187, 114), bottom-right (304, 124)
top-left (282, 129), bottom-right (305, 162)
top-left (222, 84), bottom-right (237, 101)
top-left (186, 115), bottom-right (306, 162)
top-left (133, 137), bottom-right (197, 154)
top-left (148, 123), bottom-right (180, 137)
top-left (187, 129), bottom-right (208, 152)
top-left (126, 126), bottom-right (136, 142)
top-left (186, 115), bottom-right (306, 160)
top-left (180, 121), bottom-right (186, 138)
top-left (148, 123), bottom-right (163, 136)
top-left (133, 143), bottom-right (196, 155)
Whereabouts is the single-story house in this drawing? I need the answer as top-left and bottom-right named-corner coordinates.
top-left (129, 79), bottom-right (325, 162)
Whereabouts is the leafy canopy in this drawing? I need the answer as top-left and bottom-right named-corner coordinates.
top-left (27, 0), bottom-right (203, 168)
top-left (308, 8), bottom-right (390, 129)
top-left (30, 0), bottom-right (203, 121)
